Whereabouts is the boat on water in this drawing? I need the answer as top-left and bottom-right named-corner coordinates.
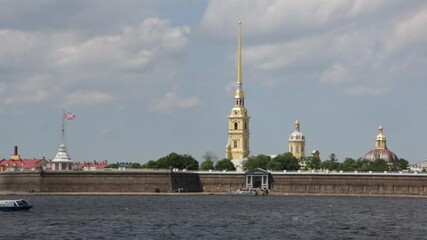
top-left (227, 188), bottom-right (269, 196)
top-left (227, 188), bottom-right (258, 196)
top-left (0, 199), bottom-right (32, 211)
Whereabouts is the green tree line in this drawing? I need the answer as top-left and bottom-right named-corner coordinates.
top-left (105, 151), bottom-right (409, 172)
top-left (303, 153), bottom-right (409, 172)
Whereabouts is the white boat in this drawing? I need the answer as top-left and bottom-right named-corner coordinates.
top-left (0, 199), bottom-right (33, 211)
top-left (227, 188), bottom-right (257, 196)
top-left (227, 188), bottom-right (270, 196)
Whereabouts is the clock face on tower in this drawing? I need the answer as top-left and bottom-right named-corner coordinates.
top-left (234, 110), bottom-right (238, 115)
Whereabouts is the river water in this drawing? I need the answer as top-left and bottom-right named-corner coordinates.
top-left (0, 195), bottom-right (426, 239)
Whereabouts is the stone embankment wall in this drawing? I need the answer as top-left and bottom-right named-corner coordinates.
top-left (0, 170), bottom-right (201, 193)
top-left (198, 172), bottom-right (427, 196)
top-left (270, 173), bottom-right (427, 195)
top-left (2, 170), bottom-right (427, 196)
top-left (198, 172), bottom-right (245, 192)
top-left (0, 172), bottom-right (41, 192)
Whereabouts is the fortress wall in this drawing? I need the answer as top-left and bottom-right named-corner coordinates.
top-left (39, 171), bottom-right (174, 192)
top-left (0, 172), bottom-right (41, 192)
top-left (2, 171), bottom-right (427, 196)
top-left (171, 172), bottom-right (202, 192)
top-left (198, 172), bottom-right (245, 192)
top-left (270, 173), bottom-right (427, 196)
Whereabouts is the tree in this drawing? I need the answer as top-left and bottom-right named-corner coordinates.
top-left (215, 158), bottom-right (236, 171)
top-left (200, 159), bottom-right (215, 170)
top-left (143, 160), bottom-right (158, 169)
top-left (356, 159), bottom-right (371, 171)
top-left (180, 154), bottom-right (199, 170)
top-left (243, 154), bottom-right (271, 170)
top-left (143, 152), bottom-right (199, 170)
top-left (156, 152), bottom-right (181, 169)
top-left (396, 158), bottom-right (409, 171)
top-left (342, 158), bottom-right (358, 171)
top-left (200, 151), bottom-right (217, 170)
top-left (369, 159), bottom-right (388, 172)
top-left (266, 160), bottom-right (282, 171)
top-left (305, 156), bottom-right (321, 170)
top-left (358, 158), bottom-right (388, 172)
top-left (105, 163), bottom-right (119, 168)
top-left (130, 163), bottom-right (142, 169)
top-left (202, 151), bottom-right (218, 162)
top-left (321, 153), bottom-right (340, 171)
top-left (266, 152), bottom-right (299, 171)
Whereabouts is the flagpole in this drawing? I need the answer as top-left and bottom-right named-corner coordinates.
top-left (62, 109), bottom-right (65, 146)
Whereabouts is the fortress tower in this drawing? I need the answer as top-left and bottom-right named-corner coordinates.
top-left (288, 120), bottom-right (305, 159)
top-left (226, 19), bottom-right (250, 169)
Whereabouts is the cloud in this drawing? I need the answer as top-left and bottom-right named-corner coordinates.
top-left (201, 0), bottom-right (427, 96)
top-left (1, 75), bottom-right (58, 106)
top-left (320, 64), bottom-right (349, 84)
top-left (148, 91), bottom-right (201, 114)
top-left (385, 10), bottom-right (427, 54)
top-left (344, 84), bottom-right (392, 96)
top-left (0, 17), bottom-right (191, 111)
top-left (64, 90), bottom-right (113, 107)
top-left (53, 18), bottom-right (190, 72)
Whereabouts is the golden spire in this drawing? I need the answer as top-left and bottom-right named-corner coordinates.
top-left (237, 17), bottom-right (243, 88)
top-left (234, 17), bottom-right (245, 101)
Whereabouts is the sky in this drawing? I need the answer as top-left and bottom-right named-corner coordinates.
top-left (1, 0), bottom-right (427, 164)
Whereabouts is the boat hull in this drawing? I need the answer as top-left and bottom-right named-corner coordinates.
top-left (0, 199), bottom-right (33, 211)
top-left (0, 206), bottom-right (32, 211)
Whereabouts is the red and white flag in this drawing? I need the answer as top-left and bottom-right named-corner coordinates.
top-left (64, 112), bottom-right (76, 120)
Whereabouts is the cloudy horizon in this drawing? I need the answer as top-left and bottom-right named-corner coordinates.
top-left (1, 0), bottom-right (427, 164)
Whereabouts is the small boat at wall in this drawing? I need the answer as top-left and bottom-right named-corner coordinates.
top-left (227, 188), bottom-right (257, 196)
top-left (0, 199), bottom-right (33, 211)
top-left (227, 188), bottom-right (269, 196)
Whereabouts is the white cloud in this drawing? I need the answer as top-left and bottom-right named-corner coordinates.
top-left (345, 84), bottom-right (392, 96)
top-left (320, 64), bottom-right (349, 84)
top-left (52, 18), bottom-right (190, 72)
top-left (1, 75), bottom-right (58, 105)
top-left (201, 0), bottom-right (427, 97)
top-left (148, 91), bottom-right (201, 114)
top-left (385, 9), bottom-right (427, 54)
top-left (64, 90), bottom-right (113, 107)
top-left (0, 17), bottom-right (191, 111)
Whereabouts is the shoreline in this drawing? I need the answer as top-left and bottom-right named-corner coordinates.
top-left (2, 191), bottom-right (427, 199)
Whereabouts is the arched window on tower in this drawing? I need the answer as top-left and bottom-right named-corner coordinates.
top-left (244, 122), bottom-right (247, 130)
top-left (296, 146), bottom-right (299, 153)
top-left (290, 146), bottom-right (293, 153)
top-left (234, 141), bottom-right (238, 148)
top-left (234, 122), bottom-right (238, 130)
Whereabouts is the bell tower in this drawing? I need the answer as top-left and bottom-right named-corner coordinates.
top-left (288, 119), bottom-right (305, 159)
top-left (226, 19), bottom-right (250, 165)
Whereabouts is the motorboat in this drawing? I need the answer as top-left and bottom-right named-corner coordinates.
top-left (0, 199), bottom-right (32, 211)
